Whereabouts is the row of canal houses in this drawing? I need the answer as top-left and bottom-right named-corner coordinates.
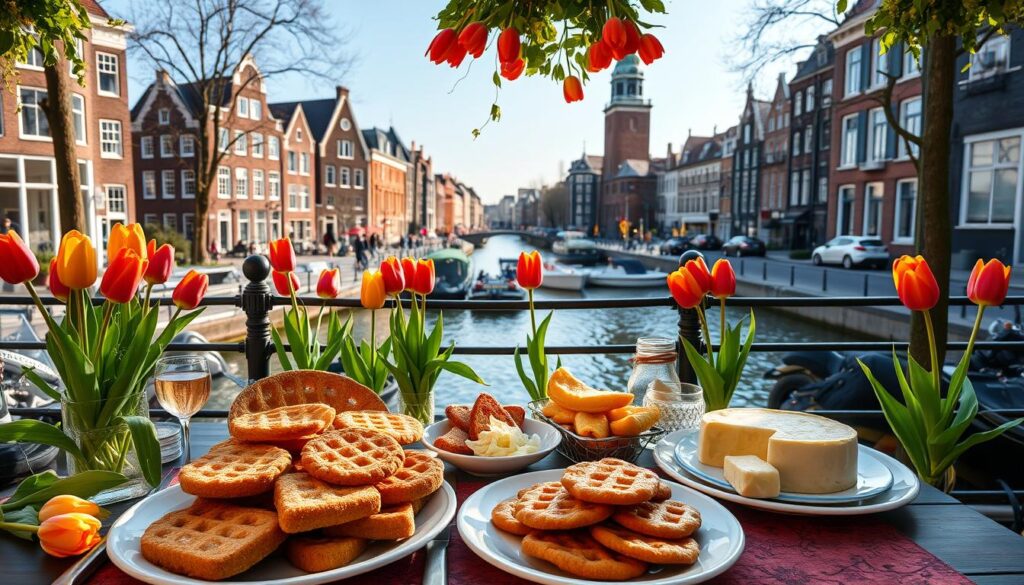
top-left (655, 0), bottom-right (1024, 269)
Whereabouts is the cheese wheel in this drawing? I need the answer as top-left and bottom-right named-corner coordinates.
top-left (698, 408), bottom-right (858, 494)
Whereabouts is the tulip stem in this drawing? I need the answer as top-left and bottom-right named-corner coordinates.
top-left (719, 298), bottom-right (726, 339)
top-left (92, 302), bottom-right (113, 365)
top-left (314, 304), bottom-right (325, 358)
top-left (24, 281), bottom-right (59, 333)
top-left (0, 522), bottom-right (39, 533)
top-left (142, 283), bottom-right (153, 315)
top-left (369, 309), bottom-right (377, 373)
top-left (528, 289), bottom-right (537, 337)
top-left (923, 309), bottom-right (940, 395)
top-left (964, 306), bottom-right (986, 371)
top-left (696, 305), bottom-right (715, 369)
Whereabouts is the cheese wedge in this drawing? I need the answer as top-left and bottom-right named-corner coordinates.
top-left (698, 408), bottom-right (858, 494)
top-left (723, 455), bottom-right (781, 498)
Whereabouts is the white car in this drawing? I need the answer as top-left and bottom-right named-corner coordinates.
top-left (811, 236), bottom-right (890, 269)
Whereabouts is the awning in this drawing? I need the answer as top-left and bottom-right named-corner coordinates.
top-left (780, 209), bottom-right (812, 224)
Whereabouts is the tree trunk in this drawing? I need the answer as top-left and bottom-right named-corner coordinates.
top-left (912, 33), bottom-right (956, 367)
top-left (42, 55), bottom-right (85, 234)
top-left (193, 180), bottom-right (211, 265)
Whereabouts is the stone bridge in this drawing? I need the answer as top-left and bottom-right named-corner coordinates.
top-left (460, 230), bottom-right (551, 249)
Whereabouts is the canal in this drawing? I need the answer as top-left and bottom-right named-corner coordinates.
top-left (217, 235), bottom-right (855, 410)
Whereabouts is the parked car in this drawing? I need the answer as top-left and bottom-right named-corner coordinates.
top-left (659, 236), bottom-right (691, 256)
top-left (686, 234), bottom-right (722, 251)
top-left (721, 235), bottom-right (766, 257)
top-left (811, 236), bottom-right (889, 269)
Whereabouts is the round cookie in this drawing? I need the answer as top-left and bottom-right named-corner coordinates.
top-left (490, 498), bottom-right (531, 536)
top-left (229, 403), bottom-right (335, 441)
top-left (590, 524), bottom-right (700, 565)
top-left (561, 457), bottom-right (659, 506)
top-left (521, 530), bottom-right (648, 581)
top-left (514, 482), bottom-right (613, 530)
top-left (374, 450), bottom-right (444, 504)
top-left (301, 428), bottom-right (404, 486)
top-left (334, 410), bottom-right (424, 445)
top-left (612, 499), bottom-right (702, 539)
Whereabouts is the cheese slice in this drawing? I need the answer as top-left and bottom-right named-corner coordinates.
top-left (699, 408), bottom-right (858, 494)
top-left (723, 455), bottom-right (781, 498)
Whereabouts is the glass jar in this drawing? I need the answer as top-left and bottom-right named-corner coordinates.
top-left (643, 381), bottom-right (706, 434)
top-left (626, 337), bottom-right (680, 404)
top-left (400, 390), bottom-right (436, 426)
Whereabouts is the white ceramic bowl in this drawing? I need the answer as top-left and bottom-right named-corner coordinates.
top-left (421, 418), bottom-right (561, 476)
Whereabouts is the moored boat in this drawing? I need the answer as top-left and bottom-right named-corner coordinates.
top-left (551, 231), bottom-right (603, 266)
top-left (540, 262), bottom-right (588, 291)
top-left (585, 258), bottom-right (668, 288)
top-left (427, 247), bottom-right (473, 299)
top-left (469, 258), bottom-right (526, 300)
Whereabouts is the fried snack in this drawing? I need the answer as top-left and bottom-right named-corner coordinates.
top-left (612, 499), bottom-right (702, 539)
top-left (514, 482), bottom-right (613, 530)
top-left (574, 412), bottom-right (610, 439)
top-left (490, 498), bottom-right (531, 536)
top-left (285, 535), bottom-right (368, 573)
top-left (229, 370), bottom-right (386, 422)
top-left (141, 500), bottom-right (286, 581)
top-left (504, 405), bottom-right (526, 428)
top-left (274, 472), bottom-right (380, 533)
top-left (609, 405), bottom-right (661, 436)
top-left (179, 439), bottom-right (291, 498)
top-left (590, 524), bottom-right (700, 565)
top-left (651, 481), bottom-right (672, 502)
top-left (301, 428), bottom-right (405, 486)
top-left (521, 530), bottom-right (648, 581)
top-left (561, 458), bottom-right (660, 506)
top-left (325, 502), bottom-right (416, 540)
top-left (546, 368), bottom-right (633, 413)
top-left (375, 450), bottom-right (444, 505)
top-left (541, 400), bottom-right (578, 424)
top-left (411, 496), bottom-right (428, 515)
top-left (607, 405), bottom-right (640, 421)
top-left (433, 426), bottom-right (473, 454)
top-left (229, 403), bottom-right (336, 441)
top-left (334, 410), bottom-right (424, 445)
top-left (445, 404), bottom-right (471, 431)
top-left (468, 393), bottom-right (518, 440)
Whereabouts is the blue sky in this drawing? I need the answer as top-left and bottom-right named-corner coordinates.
top-left (104, 0), bottom-right (825, 204)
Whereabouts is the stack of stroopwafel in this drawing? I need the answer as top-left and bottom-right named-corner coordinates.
top-left (491, 457), bottom-right (702, 581)
top-left (140, 371), bottom-right (444, 580)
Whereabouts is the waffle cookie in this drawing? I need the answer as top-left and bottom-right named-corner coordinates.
top-left (612, 499), bottom-right (702, 539)
top-left (285, 535), bottom-right (368, 573)
top-left (325, 502), bottom-right (416, 540)
top-left (179, 440), bottom-right (291, 498)
top-left (561, 458), bottom-right (660, 505)
top-left (141, 500), bottom-right (286, 581)
top-left (514, 481), bottom-right (613, 530)
top-left (229, 403), bottom-right (336, 441)
top-left (334, 410), bottom-right (424, 445)
top-left (490, 498), bottom-right (531, 536)
top-left (521, 530), bottom-right (648, 581)
top-left (590, 524), bottom-right (700, 565)
top-left (301, 428), bottom-right (405, 486)
top-left (273, 472), bottom-right (380, 533)
top-left (229, 370), bottom-right (386, 423)
top-left (375, 450), bottom-right (444, 505)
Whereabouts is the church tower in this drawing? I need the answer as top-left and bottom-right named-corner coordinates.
top-left (602, 54), bottom-right (652, 178)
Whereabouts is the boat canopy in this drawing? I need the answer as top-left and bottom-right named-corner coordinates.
top-left (611, 258), bottom-right (649, 274)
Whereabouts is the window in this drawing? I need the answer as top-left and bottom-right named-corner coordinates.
top-left (817, 176), bottom-right (828, 203)
top-left (250, 99), bottom-right (261, 120)
top-left (288, 184), bottom-right (298, 210)
top-left (863, 183), bottom-right (884, 236)
top-left (804, 125), bottom-right (813, 153)
top-left (237, 98), bottom-right (249, 118)
top-left (801, 169), bottom-right (811, 206)
top-left (354, 168), bottom-right (364, 188)
top-left (904, 50), bottom-right (921, 78)
top-left (160, 134), bottom-right (174, 158)
top-left (234, 130), bottom-right (246, 155)
top-left (218, 128), bottom-right (230, 152)
top-left (841, 114), bottom-right (858, 167)
top-left (217, 166), bottom-right (231, 198)
top-left (845, 46), bottom-right (862, 97)
top-left (144, 213), bottom-right (157, 226)
top-left (106, 186), bottom-right (126, 214)
top-left (899, 98), bottom-right (922, 158)
top-left (235, 167), bottom-right (248, 198)
top-left (99, 119), bottom-right (122, 158)
top-left (821, 120), bottom-right (831, 150)
top-left (142, 171), bottom-right (157, 199)
top-left (268, 136), bottom-right (280, 159)
top-left (338, 139), bottom-right (353, 158)
top-left (163, 214), bottom-right (178, 231)
top-left (895, 179), bottom-right (917, 241)
top-left (288, 152), bottom-right (297, 173)
top-left (162, 170), bottom-right (176, 198)
top-left (22, 45), bottom-right (44, 68)
top-left (96, 52), bottom-right (119, 96)
top-left (71, 94), bottom-right (85, 144)
top-left (325, 165), bottom-right (336, 186)
top-left (743, 124), bottom-right (751, 143)
top-left (255, 211), bottom-right (267, 243)
top-left (792, 131), bottom-right (802, 156)
top-left (238, 210), bottom-right (250, 243)
top-left (340, 118), bottom-right (351, 131)
top-left (300, 153), bottom-right (309, 175)
top-left (268, 172), bottom-right (281, 199)
top-left (970, 34), bottom-right (1010, 80)
top-left (296, 128), bottom-right (303, 141)
top-left (794, 91), bottom-right (803, 116)
top-left (340, 166), bottom-right (351, 187)
top-left (183, 214), bottom-right (195, 239)
top-left (182, 170), bottom-right (196, 198)
top-left (822, 79), bottom-right (833, 106)
top-left (180, 135), bottom-right (195, 157)
top-left (158, 108), bottom-right (170, 125)
top-left (806, 85), bottom-right (815, 111)
top-left (768, 116), bottom-right (776, 132)
top-left (251, 133), bottom-right (263, 158)
top-left (19, 88), bottom-right (50, 138)
top-left (140, 136), bottom-right (154, 158)
top-left (868, 108), bottom-right (888, 162)
top-left (253, 169), bottom-right (264, 199)
top-left (837, 185), bottom-right (855, 235)
top-left (789, 172), bottom-right (801, 206)
top-left (871, 38), bottom-right (889, 87)
top-left (963, 135), bottom-right (1020, 224)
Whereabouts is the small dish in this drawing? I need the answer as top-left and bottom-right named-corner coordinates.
top-left (528, 400), bottom-right (665, 463)
top-left (421, 418), bottom-right (560, 476)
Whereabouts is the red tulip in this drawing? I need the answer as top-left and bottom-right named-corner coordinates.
top-left (497, 27), bottom-right (520, 63)
top-left (667, 268), bottom-right (706, 309)
top-left (500, 57), bottom-right (525, 80)
top-left (100, 248), bottom-right (148, 304)
top-left (317, 268), bottom-right (341, 299)
top-left (517, 251), bottom-right (543, 290)
top-left (602, 17), bottom-right (627, 51)
top-left (380, 256), bottom-right (405, 295)
top-left (710, 259), bottom-right (736, 299)
top-left (268, 238), bottom-right (296, 273)
top-left (48, 258), bottom-right (70, 303)
top-left (0, 230), bottom-right (39, 284)
top-left (563, 76), bottom-right (584, 103)
top-left (272, 270), bottom-right (300, 296)
top-left (172, 270), bottom-right (209, 310)
top-left (413, 258), bottom-right (436, 296)
top-left (614, 20), bottom-right (640, 60)
top-left (892, 255), bottom-right (940, 312)
top-left (401, 257), bottom-right (417, 292)
top-left (638, 33), bottom-right (664, 65)
top-left (426, 28), bottom-right (457, 64)
top-left (445, 40), bottom-right (468, 67)
top-left (967, 259), bottom-right (1012, 307)
top-left (458, 22), bottom-right (488, 58)
top-left (587, 40), bottom-right (612, 72)
top-left (682, 257), bottom-right (712, 294)
top-left (144, 239), bottom-right (174, 285)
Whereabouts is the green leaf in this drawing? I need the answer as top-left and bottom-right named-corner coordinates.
top-left (514, 347), bottom-right (540, 400)
top-left (1, 470), bottom-right (127, 511)
top-left (681, 337), bottom-right (726, 409)
top-left (858, 359), bottom-right (929, 474)
top-left (271, 327), bottom-right (294, 371)
top-left (0, 420), bottom-right (86, 464)
top-left (437, 360), bottom-right (487, 385)
top-left (891, 352), bottom-right (928, 439)
top-left (3, 506), bottom-right (39, 540)
top-left (120, 416), bottom-right (161, 487)
top-left (907, 356), bottom-right (940, 429)
top-left (935, 416), bottom-right (1024, 472)
top-left (22, 367), bottom-right (61, 402)
top-left (837, 0), bottom-right (848, 13)
top-left (492, 71), bottom-right (501, 87)
top-left (930, 377), bottom-right (978, 452)
top-left (8, 470), bottom-right (60, 505)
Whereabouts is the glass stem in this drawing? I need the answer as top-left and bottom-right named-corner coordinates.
top-left (180, 417), bottom-right (192, 464)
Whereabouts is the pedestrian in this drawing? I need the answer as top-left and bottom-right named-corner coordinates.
top-left (208, 239), bottom-right (220, 262)
top-left (323, 226), bottom-right (337, 257)
top-left (353, 234), bottom-right (367, 281)
top-left (0, 216), bottom-right (15, 235)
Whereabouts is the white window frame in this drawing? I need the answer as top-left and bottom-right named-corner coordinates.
top-left (235, 167), bottom-right (248, 199)
top-left (237, 97), bottom-right (249, 118)
top-left (180, 135), bottom-right (195, 157)
top-left (218, 128), bottom-right (230, 153)
top-left (140, 136), bottom-right (154, 159)
top-left (288, 152), bottom-right (298, 174)
top-left (325, 165), bottom-right (336, 186)
top-left (268, 136), bottom-right (280, 160)
top-left (251, 132), bottom-right (264, 158)
top-left (794, 91), bottom-right (802, 117)
top-left (71, 94), bottom-right (86, 145)
top-left (840, 113), bottom-right (858, 168)
top-left (161, 169), bottom-right (176, 199)
top-left (143, 213), bottom-right (158, 226)
top-left (894, 178), bottom-right (917, 243)
top-left (99, 119), bottom-right (122, 159)
top-left (233, 130), bottom-right (246, 155)
top-left (217, 166), bottom-right (231, 199)
top-left (338, 139), bottom-right (353, 159)
top-left (18, 86), bottom-right (51, 141)
top-left (105, 185), bottom-right (127, 216)
top-left (844, 46), bottom-right (862, 97)
top-left (836, 184), bottom-right (856, 235)
top-left (300, 152), bottom-right (310, 175)
top-left (182, 169), bottom-right (196, 199)
top-left (340, 118), bottom-right (351, 131)
top-left (268, 171), bottom-right (281, 200)
top-left (95, 51), bottom-right (120, 97)
top-left (142, 171), bottom-right (157, 200)
top-left (249, 98), bottom-right (261, 120)
top-left (159, 134), bottom-right (174, 158)
top-left (163, 213), bottom-right (178, 230)
top-left (806, 84), bottom-right (815, 111)
top-left (183, 213), bottom-right (195, 240)
top-left (354, 168), bottom-right (364, 188)
top-left (340, 166), bottom-right (351, 187)
top-left (970, 34), bottom-right (1011, 80)
top-left (253, 169), bottom-right (264, 199)
top-left (898, 97), bottom-right (922, 159)
top-left (158, 108), bottom-right (170, 125)
top-left (870, 38), bottom-right (889, 88)
top-left (868, 107), bottom-right (888, 163)
top-left (863, 182), bottom-right (885, 237)
top-left (959, 128), bottom-right (1024, 228)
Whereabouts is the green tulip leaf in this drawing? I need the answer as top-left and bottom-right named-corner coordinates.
top-left (0, 420), bottom-right (86, 464)
top-left (120, 416), bottom-right (161, 487)
top-left (2, 506), bottom-right (39, 540)
top-left (2, 470), bottom-right (127, 511)
top-left (271, 327), bottom-right (294, 371)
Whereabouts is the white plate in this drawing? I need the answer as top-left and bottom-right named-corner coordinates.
top-left (106, 482), bottom-right (457, 584)
top-left (673, 433), bottom-right (893, 504)
top-left (421, 418), bottom-right (561, 476)
top-left (457, 469), bottom-right (745, 585)
top-left (655, 431), bottom-right (920, 516)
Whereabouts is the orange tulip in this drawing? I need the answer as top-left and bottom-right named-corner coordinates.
top-left (710, 259), bottom-right (736, 299)
top-left (401, 257), bottom-right (417, 292)
top-left (517, 251), bottom-right (543, 289)
top-left (426, 28), bottom-right (457, 64)
top-left (38, 495), bottom-right (105, 523)
top-left (48, 258), bottom-right (70, 302)
top-left (317, 268), bottom-right (341, 299)
top-left (892, 255), bottom-right (940, 312)
top-left (682, 257), bottom-right (712, 294)
top-left (360, 270), bottom-right (387, 310)
top-left (107, 222), bottom-right (146, 263)
top-left (268, 238), bottom-right (296, 273)
top-left (272, 270), bottom-right (300, 296)
top-left (144, 239), bottom-right (175, 285)
top-left (56, 230), bottom-right (97, 290)
top-left (0, 230), bottom-right (39, 284)
top-left (497, 27), bottom-right (520, 63)
top-left (100, 248), bottom-right (148, 304)
top-left (602, 17), bottom-right (627, 51)
top-left (587, 40), bottom-right (612, 72)
top-left (500, 57), bottom-right (525, 81)
top-left (380, 256), bottom-right (405, 295)
top-left (458, 22), bottom-right (488, 59)
top-left (638, 34), bottom-right (665, 65)
top-left (413, 258), bottom-right (436, 295)
top-left (563, 76), bottom-right (584, 103)
top-left (36, 513), bottom-right (101, 558)
top-left (667, 267), bottom-right (707, 309)
top-left (172, 269), bottom-right (209, 310)
top-left (967, 258), bottom-right (1012, 307)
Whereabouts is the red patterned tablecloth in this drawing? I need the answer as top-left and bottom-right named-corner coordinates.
top-left (89, 478), bottom-right (973, 585)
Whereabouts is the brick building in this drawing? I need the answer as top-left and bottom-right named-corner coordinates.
top-left (409, 141), bottom-right (435, 233)
top-left (1, 1), bottom-right (133, 255)
top-left (362, 127), bottom-right (410, 241)
top-left (269, 103), bottom-right (316, 247)
top-left (717, 126), bottom-right (738, 240)
top-left (731, 85), bottom-right (771, 238)
top-left (659, 133), bottom-right (724, 236)
top-left (761, 73), bottom-right (790, 246)
top-left (566, 153), bottom-right (602, 230)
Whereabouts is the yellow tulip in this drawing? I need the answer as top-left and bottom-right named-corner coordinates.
top-left (360, 270), bottom-right (387, 310)
top-left (107, 222), bottom-right (147, 263)
top-left (56, 230), bottom-right (97, 290)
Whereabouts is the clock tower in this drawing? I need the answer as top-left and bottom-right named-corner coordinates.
top-left (602, 55), bottom-right (652, 178)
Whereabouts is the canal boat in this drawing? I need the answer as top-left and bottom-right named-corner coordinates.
top-left (540, 262), bottom-right (588, 291)
top-left (585, 258), bottom-right (668, 288)
top-left (427, 247), bottom-right (473, 299)
top-left (551, 231), bottom-right (603, 266)
top-left (469, 258), bottom-right (527, 300)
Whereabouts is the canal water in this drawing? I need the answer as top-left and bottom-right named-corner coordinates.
top-left (217, 235), bottom-right (853, 410)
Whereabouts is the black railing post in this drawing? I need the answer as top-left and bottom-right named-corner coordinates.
top-left (762, 262), bottom-right (767, 281)
top-left (822, 269), bottom-right (828, 292)
top-left (676, 251), bottom-right (705, 384)
top-left (863, 274), bottom-right (869, 296)
top-left (241, 255), bottom-right (273, 382)
top-left (789, 265), bottom-right (795, 286)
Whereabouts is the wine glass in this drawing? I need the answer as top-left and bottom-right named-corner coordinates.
top-left (154, 355), bottom-right (211, 463)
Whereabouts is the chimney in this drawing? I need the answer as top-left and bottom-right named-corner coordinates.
top-left (336, 85), bottom-right (349, 99)
top-left (157, 69), bottom-right (171, 84)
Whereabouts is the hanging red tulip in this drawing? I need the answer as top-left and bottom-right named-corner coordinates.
top-left (587, 40), bottom-right (613, 72)
top-left (317, 268), bottom-right (342, 299)
top-left (497, 27), bottom-right (520, 63)
top-left (268, 238), bottom-right (296, 273)
top-left (401, 257), bottom-right (417, 292)
top-left (426, 28), bottom-right (458, 64)
top-left (638, 34), bottom-right (665, 65)
top-left (614, 20), bottom-right (641, 59)
top-left (602, 17), bottom-right (627, 51)
top-left (500, 57), bottom-right (525, 80)
top-left (445, 41), bottom-right (468, 67)
top-left (0, 230), bottom-right (39, 285)
top-left (563, 76), bottom-right (584, 103)
top-left (458, 22), bottom-right (488, 58)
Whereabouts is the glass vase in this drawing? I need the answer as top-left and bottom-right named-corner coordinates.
top-left (643, 381), bottom-right (705, 434)
top-left (627, 337), bottom-right (680, 404)
top-left (61, 392), bottom-right (152, 504)
top-left (400, 390), bottom-right (435, 426)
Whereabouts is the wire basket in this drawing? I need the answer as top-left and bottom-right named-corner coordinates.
top-left (528, 400), bottom-right (665, 464)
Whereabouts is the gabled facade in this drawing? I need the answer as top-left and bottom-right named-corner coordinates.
top-left (566, 153), bottom-right (602, 230)
top-left (409, 141), bottom-right (435, 233)
top-left (362, 127), bottom-right (411, 241)
top-left (717, 126), bottom-right (738, 240)
top-left (659, 134), bottom-right (724, 235)
top-left (731, 85), bottom-right (770, 237)
top-left (272, 103), bottom-right (316, 247)
top-left (761, 73), bottom-right (791, 246)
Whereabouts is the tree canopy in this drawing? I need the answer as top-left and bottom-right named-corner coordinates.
top-left (855, 0), bottom-right (1024, 54)
top-left (0, 0), bottom-right (97, 86)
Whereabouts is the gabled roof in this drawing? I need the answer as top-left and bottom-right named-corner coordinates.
top-left (362, 127), bottom-right (410, 162)
top-left (269, 98), bottom-right (336, 141)
top-left (82, 0), bottom-right (110, 18)
top-left (569, 153), bottom-right (604, 175)
top-left (267, 102), bottom-right (299, 124)
top-left (615, 159), bottom-right (651, 178)
top-left (793, 37), bottom-right (836, 81)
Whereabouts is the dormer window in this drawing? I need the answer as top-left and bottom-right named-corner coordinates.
top-left (158, 108), bottom-right (170, 125)
top-left (297, 128), bottom-right (303, 141)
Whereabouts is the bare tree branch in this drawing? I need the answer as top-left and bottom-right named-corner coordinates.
top-left (869, 72), bottom-right (921, 170)
top-left (729, 0), bottom-right (841, 83)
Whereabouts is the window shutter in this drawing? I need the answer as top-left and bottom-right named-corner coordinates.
top-left (889, 41), bottom-right (904, 78)
top-left (860, 43), bottom-right (871, 91)
top-left (856, 111), bottom-right (868, 163)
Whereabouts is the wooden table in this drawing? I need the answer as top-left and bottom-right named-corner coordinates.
top-left (5, 421), bottom-right (1024, 584)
